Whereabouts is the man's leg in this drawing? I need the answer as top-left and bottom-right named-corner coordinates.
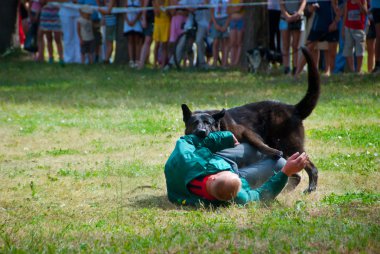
top-left (216, 143), bottom-right (286, 188)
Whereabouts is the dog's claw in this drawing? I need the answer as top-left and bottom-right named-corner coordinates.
top-left (270, 150), bottom-right (283, 159)
top-left (303, 184), bottom-right (317, 194)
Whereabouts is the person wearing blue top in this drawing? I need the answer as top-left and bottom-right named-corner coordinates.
top-left (164, 131), bottom-right (308, 206)
top-left (371, 0), bottom-right (380, 73)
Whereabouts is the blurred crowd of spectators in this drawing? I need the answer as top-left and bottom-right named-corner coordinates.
top-left (18, 0), bottom-right (380, 74)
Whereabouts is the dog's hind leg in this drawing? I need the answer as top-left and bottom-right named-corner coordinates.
top-left (304, 159), bottom-right (318, 193)
top-left (241, 129), bottom-right (283, 158)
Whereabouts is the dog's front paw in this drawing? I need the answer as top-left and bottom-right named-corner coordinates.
top-left (270, 150), bottom-right (283, 159)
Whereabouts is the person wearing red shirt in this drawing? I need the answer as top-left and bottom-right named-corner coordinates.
top-left (342, 0), bottom-right (368, 73)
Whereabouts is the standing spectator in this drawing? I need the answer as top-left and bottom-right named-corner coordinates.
top-left (153, 0), bottom-right (171, 68)
top-left (78, 0), bottom-right (102, 62)
top-left (168, 0), bottom-right (188, 61)
top-left (29, 0), bottom-right (43, 61)
top-left (302, 4), bottom-right (331, 74)
top-left (39, 0), bottom-right (64, 64)
top-left (59, 0), bottom-right (81, 63)
top-left (77, 6), bottom-right (95, 64)
top-left (210, 0), bottom-right (230, 67)
top-left (279, 0), bottom-right (306, 75)
top-left (295, 0), bottom-right (342, 77)
top-left (137, 0), bottom-right (155, 69)
top-left (342, 0), bottom-right (368, 73)
top-left (184, 0), bottom-right (211, 69)
top-left (228, 0), bottom-right (244, 67)
top-left (19, 0), bottom-right (29, 45)
top-left (268, 0), bottom-right (282, 57)
top-left (333, 14), bottom-right (347, 73)
top-left (366, 7), bottom-right (376, 72)
top-left (371, 0), bottom-right (380, 73)
top-left (124, 0), bottom-right (143, 68)
top-left (98, 0), bottom-right (116, 64)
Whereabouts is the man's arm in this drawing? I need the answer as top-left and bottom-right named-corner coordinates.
top-left (200, 131), bottom-right (235, 153)
top-left (234, 172), bottom-right (288, 204)
top-left (234, 152), bottom-right (308, 204)
top-left (356, 0), bottom-right (368, 14)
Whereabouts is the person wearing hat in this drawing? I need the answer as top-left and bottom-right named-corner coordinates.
top-left (165, 131), bottom-right (308, 206)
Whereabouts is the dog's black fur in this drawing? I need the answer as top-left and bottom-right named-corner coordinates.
top-left (246, 47), bottom-right (283, 73)
top-left (182, 47), bottom-right (320, 193)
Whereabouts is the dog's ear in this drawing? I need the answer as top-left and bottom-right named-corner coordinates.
top-left (181, 104), bottom-right (192, 123)
top-left (212, 109), bottom-right (226, 122)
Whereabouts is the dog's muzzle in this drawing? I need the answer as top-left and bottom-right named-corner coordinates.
top-left (194, 129), bottom-right (207, 138)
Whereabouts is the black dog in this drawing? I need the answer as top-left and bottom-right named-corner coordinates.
top-left (246, 47), bottom-right (282, 73)
top-left (182, 47), bottom-right (320, 193)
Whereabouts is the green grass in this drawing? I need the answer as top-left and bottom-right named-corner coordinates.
top-left (0, 58), bottom-right (379, 253)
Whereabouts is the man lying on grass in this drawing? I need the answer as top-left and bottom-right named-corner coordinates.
top-left (165, 131), bottom-right (308, 206)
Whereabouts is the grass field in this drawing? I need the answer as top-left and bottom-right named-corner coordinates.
top-left (0, 57), bottom-right (379, 253)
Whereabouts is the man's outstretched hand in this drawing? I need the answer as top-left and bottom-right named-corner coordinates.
top-left (281, 152), bottom-right (308, 176)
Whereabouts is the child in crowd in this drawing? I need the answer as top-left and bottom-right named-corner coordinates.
top-left (78, 0), bottom-right (102, 62)
top-left (153, 0), bottom-right (171, 68)
top-left (168, 0), bottom-right (188, 61)
top-left (342, 0), bottom-right (368, 73)
top-left (98, 0), bottom-right (116, 64)
top-left (77, 6), bottom-right (95, 64)
top-left (137, 0), bottom-right (155, 69)
top-left (39, 0), bottom-right (64, 64)
top-left (228, 0), bottom-right (244, 66)
top-left (124, 0), bottom-right (143, 68)
top-left (210, 0), bottom-right (231, 67)
top-left (279, 0), bottom-right (306, 75)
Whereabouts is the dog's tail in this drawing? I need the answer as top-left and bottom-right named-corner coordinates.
top-left (295, 47), bottom-right (321, 120)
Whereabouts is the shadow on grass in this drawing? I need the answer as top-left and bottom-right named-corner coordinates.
top-left (128, 193), bottom-right (238, 211)
top-left (128, 194), bottom-right (182, 210)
